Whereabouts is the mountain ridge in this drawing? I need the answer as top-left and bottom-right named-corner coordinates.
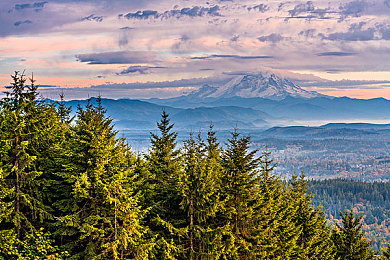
top-left (62, 98), bottom-right (271, 130)
top-left (187, 72), bottom-right (324, 100)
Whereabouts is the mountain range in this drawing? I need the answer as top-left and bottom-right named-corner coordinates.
top-left (63, 72), bottom-right (390, 130)
top-left (186, 72), bottom-right (323, 100)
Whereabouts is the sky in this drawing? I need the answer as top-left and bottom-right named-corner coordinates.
top-left (0, 0), bottom-right (390, 100)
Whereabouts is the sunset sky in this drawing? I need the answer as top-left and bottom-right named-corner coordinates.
top-left (1, 0), bottom-right (390, 100)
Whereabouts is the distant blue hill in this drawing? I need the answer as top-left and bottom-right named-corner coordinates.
top-left (148, 96), bottom-right (390, 121)
top-left (55, 89), bottom-right (390, 131)
top-left (60, 98), bottom-right (271, 130)
top-left (321, 123), bottom-right (390, 130)
top-left (262, 126), bottom-right (378, 138)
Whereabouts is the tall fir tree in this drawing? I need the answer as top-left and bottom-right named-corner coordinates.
top-left (43, 93), bottom-right (74, 233)
top-left (0, 71), bottom-right (58, 240)
top-left (331, 210), bottom-right (374, 260)
top-left (57, 92), bottom-right (73, 124)
top-left (145, 110), bottom-right (186, 259)
top-left (179, 129), bottom-right (232, 259)
top-left (53, 97), bottom-right (147, 259)
top-left (180, 132), bottom-right (205, 259)
top-left (220, 130), bottom-right (263, 258)
top-left (249, 148), bottom-right (300, 259)
top-left (203, 125), bottom-right (236, 258)
top-left (288, 173), bottom-right (335, 259)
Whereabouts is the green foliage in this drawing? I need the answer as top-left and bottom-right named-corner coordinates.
top-left (288, 173), bottom-right (335, 259)
top-left (0, 229), bottom-right (68, 259)
top-left (53, 97), bottom-right (147, 259)
top-left (220, 130), bottom-right (264, 257)
top-left (179, 129), bottom-right (232, 259)
top-left (144, 110), bottom-right (185, 259)
top-left (382, 243), bottom-right (390, 259)
top-left (250, 149), bottom-right (300, 259)
top-left (0, 71), bottom-right (59, 239)
top-left (332, 210), bottom-right (374, 260)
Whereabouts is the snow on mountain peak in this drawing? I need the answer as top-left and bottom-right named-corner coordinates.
top-left (188, 72), bottom-right (323, 100)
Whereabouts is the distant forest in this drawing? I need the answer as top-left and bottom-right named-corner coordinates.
top-left (310, 179), bottom-right (390, 251)
top-left (0, 72), bottom-right (388, 259)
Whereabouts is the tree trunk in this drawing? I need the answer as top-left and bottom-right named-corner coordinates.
top-left (16, 156), bottom-right (20, 239)
top-left (15, 130), bottom-right (20, 239)
top-left (115, 195), bottom-right (117, 240)
top-left (115, 194), bottom-right (118, 259)
top-left (235, 194), bottom-right (238, 234)
top-left (190, 192), bottom-right (194, 260)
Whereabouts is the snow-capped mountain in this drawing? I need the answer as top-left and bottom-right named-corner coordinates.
top-left (188, 72), bottom-right (323, 100)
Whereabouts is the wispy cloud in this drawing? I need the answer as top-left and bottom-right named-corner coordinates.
top-left (82, 14), bottom-right (104, 22)
top-left (247, 4), bottom-right (269, 12)
top-left (14, 20), bottom-right (33, 26)
top-left (317, 52), bottom-right (357, 56)
top-left (323, 22), bottom-right (375, 41)
top-left (338, 0), bottom-right (369, 20)
top-left (14, 1), bottom-right (48, 11)
top-left (118, 66), bottom-right (166, 75)
top-left (258, 33), bottom-right (284, 43)
top-left (120, 6), bottom-right (222, 20)
top-left (76, 51), bottom-right (157, 64)
top-left (190, 54), bottom-right (274, 60)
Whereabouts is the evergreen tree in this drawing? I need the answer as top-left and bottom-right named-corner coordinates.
top-left (179, 130), bottom-right (231, 259)
top-left (0, 72), bottom-right (57, 239)
top-left (180, 132), bottom-right (205, 259)
top-left (288, 173), bottom-right (335, 259)
top-left (0, 229), bottom-right (68, 259)
top-left (43, 94), bottom-right (74, 234)
top-left (57, 92), bottom-right (73, 124)
top-left (53, 98), bottom-right (147, 259)
top-left (250, 148), bottom-right (299, 259)
top-left (331, 210), bottom-right (374, 260)
top-left (220, 130), bottom-right (262, 257)
top-left (145, 110), bottom-right (185, 259)
top-left (204, 125), bottom-right (236, 258)
top-left (0, 168), bottom-right (14, 248)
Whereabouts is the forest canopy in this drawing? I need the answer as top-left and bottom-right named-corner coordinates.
top-left (0, 72), bottom-right (385, 259)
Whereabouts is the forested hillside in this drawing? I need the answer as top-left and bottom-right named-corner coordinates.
top-left (0, 72), bottom-right (386, 259)
top-left (310, 179), bottom-right (390, 251)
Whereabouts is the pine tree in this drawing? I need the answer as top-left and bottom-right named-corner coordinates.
top-left (180, 132), bottom-right (204, 259)
top-left (57, 92), bottom-right (73, 124)
top-left (250, 148), bottom-right (299, 259)
top-left (179, 129), bottom-right (231, 259)
top-left (203, 125), bottom-right (236, 258)
top-left (0, 167), bottom-right (14, 247)
top-left (42, 94), bottom-right (74, 234)
top-left (331, 210), bottom-right (374, 260)
top-left (0, 71), bottom-right (57, 239)
top-left (144, 110), bottom-right (185, 259)
top-left (53, 97), bottom-right (146, 259)
top-left (288, 173), bottom-right (335, 259)
top-left (220, 129), bottom-right (262, 257)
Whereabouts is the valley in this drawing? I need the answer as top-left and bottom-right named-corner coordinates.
top-left (120, 125), bottom-right (390, 181)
